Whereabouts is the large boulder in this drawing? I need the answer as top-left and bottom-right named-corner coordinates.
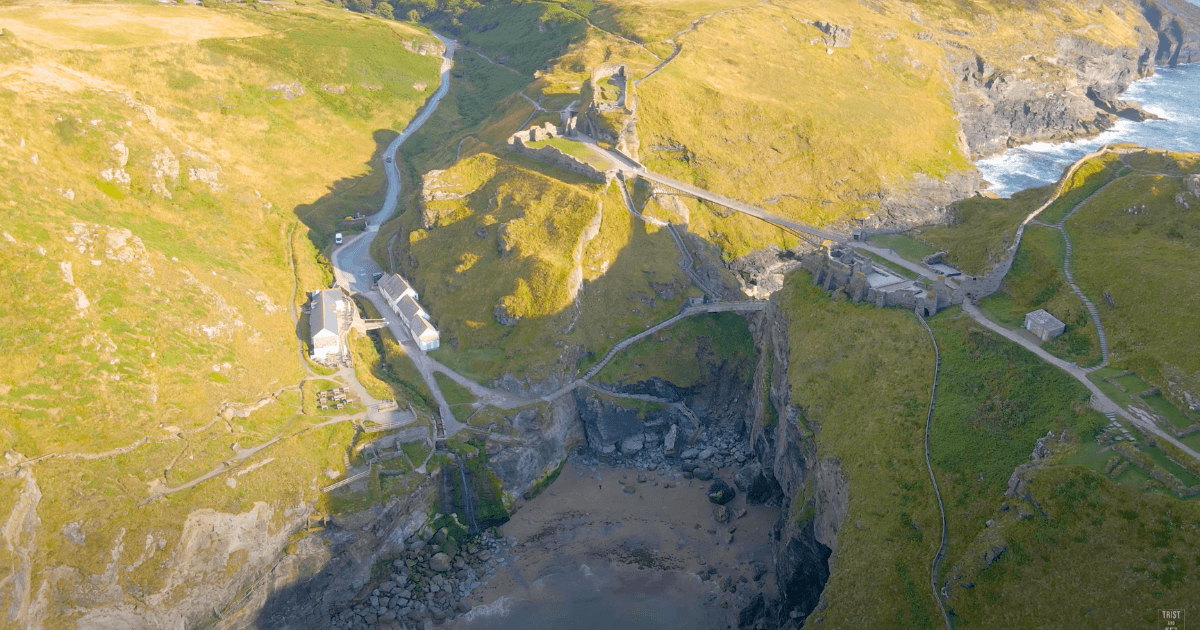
top-left (429, 552), bottom-right (452, 573)
top-left (707, 479), bottom-right (736, 505)
top-left (663, 424), bottom-right (678, 456)
top-left (814, 20), bottom-right (852, 47)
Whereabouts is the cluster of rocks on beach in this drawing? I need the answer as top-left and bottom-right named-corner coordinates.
top-left (323, 530), bottom-right (516, 630)
top-left (323, 398), bottom-right (789, 630)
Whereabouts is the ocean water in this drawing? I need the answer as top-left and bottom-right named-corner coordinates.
top-left (976, 61), bottom-right (1200, 197)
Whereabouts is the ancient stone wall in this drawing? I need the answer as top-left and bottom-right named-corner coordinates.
top-left (506, 132), bottom-right (614, 183)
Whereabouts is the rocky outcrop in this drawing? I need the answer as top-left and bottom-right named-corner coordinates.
top-left (743, 301), bottom-right (848, 628)
top-left (813, 21), bottom-right (852, 48)
top-left (574, 64), bottom-right (640, 161)
top-left (947, 0), bottom-right (1200, 158)
top-left (488, 399), bottom-right (584, 499)
top-left (856, 169), bottom-right (983, 235)
top-left (1087, 85), bottom-right (1162, 121)
top-left (730, 245), bottom-right (804, 300)
top-left (1142, 0), bottom-right (1200, 66)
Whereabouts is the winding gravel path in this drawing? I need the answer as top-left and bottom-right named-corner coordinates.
top-left (1054, 188), bottom-right (1114, 367)
top-left (916, 314), bottom-right (952, 630)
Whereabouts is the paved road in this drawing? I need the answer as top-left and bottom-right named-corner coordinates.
top-left (331, 34), bottom-right (464, 438)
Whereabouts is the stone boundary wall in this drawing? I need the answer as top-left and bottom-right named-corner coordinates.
top-left (506, 128), bottom-right (614, 183)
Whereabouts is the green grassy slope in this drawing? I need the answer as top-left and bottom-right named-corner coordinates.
top-left (399, 153), bottom-right (694, 382)
top-left (777, 277), bottom-right (943, 627)
top-left (778, 281), bottom-right (1198, 628)
top-left (0, 2), bottom-right (441, 621)
top-left (977, 226), bottom-right (1102, 366)
top-left (637, 0), bottom-right (968, 247)
top-left (924, 148), bottom-right (1200, 407)
top-left (1066, 152), bottom-right (1200, 398)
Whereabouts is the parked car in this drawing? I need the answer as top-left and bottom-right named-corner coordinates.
top-left (385, 156), bottom-right (393, 163)
top-left (372, 272), bottom-right (384, 283)
top-left (334, 232), bottom-right (343, 245)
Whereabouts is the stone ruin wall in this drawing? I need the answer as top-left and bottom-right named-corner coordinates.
top-left (575, 64), bottom-right (640, 162)
top-left (506, 123), bottom-right (614, 183)
top-left (799, 250), bottom-right (955, 317)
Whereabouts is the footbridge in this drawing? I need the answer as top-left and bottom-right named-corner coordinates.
top-left (580, 138), bottom-right (847, 244)
top-left (637, 170), bottom-right (847, 244)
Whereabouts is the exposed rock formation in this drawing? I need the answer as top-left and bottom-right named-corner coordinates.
top-left (947, 0), bottom-right (1200, 158)
top-left (1142, 0), bottom-right (1200, 66)
top-left (813, 21), bottom-right (852, 48)
top-left (574, 64), bottom-right (639, 161)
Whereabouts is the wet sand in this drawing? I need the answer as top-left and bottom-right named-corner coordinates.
top-left (451, 458), bottom-right (780, 629)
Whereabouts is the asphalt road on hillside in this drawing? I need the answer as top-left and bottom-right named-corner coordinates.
top-left (332, 34), bottom-right (464, 437)
top-left (333, 33), bottom-right (457, 294)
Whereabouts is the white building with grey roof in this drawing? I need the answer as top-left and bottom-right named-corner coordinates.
top-left (378, 274), bottom-right (440, 351)
top-left (309, 288), bottom-right (348, 362)
top-left (379, 274), bottom-right (417, 312)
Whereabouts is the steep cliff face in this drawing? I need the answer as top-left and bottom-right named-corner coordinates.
top-left (949, 0), bottom-right (1200, 158)
top-left (742, 303), bottom-right (846, 628)
top-left (1142, 0), bottom-right (1200, 65)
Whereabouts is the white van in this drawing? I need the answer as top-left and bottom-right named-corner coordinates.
top-left (334, 232), bottom-right (343, 245)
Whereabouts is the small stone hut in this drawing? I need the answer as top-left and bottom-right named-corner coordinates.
top-left (1024, 309), bottom-right (1066, 341)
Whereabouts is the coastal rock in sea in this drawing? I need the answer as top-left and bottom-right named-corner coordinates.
top-left (430, 553), bottom-right (452, 573)
top-left (1086, 86), bottom-right (1161, 122)
top-left (707, 479), bottom-right (736, 505)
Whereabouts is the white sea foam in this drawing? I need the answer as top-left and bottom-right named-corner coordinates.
top-left (977, 63), bottom-right (1200, 197)
top-left (457, 596), bottom-right (516, 622)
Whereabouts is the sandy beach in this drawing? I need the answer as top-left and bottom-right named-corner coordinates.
top-left (450, 456), bottom-right (781, 629)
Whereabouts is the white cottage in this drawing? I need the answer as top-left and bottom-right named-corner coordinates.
top-left (379, 274), bottom-right (417, 312)
top-left (378, 274), bottom-right (440, 351)
top-left (309, 288), bottom-right (347, 362)
top-left (408, 314), bottom-right (440, 351)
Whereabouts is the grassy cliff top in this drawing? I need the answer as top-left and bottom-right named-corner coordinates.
top-left (920, 148), bottom-right (1200, 401)
top-left (0, 1), bottom-right (441, 618)
top-left (398, 153), bottom-right (697, 383)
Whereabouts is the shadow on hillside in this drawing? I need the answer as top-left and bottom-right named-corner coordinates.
top-left (293, 129), bottom-right (399, 260)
